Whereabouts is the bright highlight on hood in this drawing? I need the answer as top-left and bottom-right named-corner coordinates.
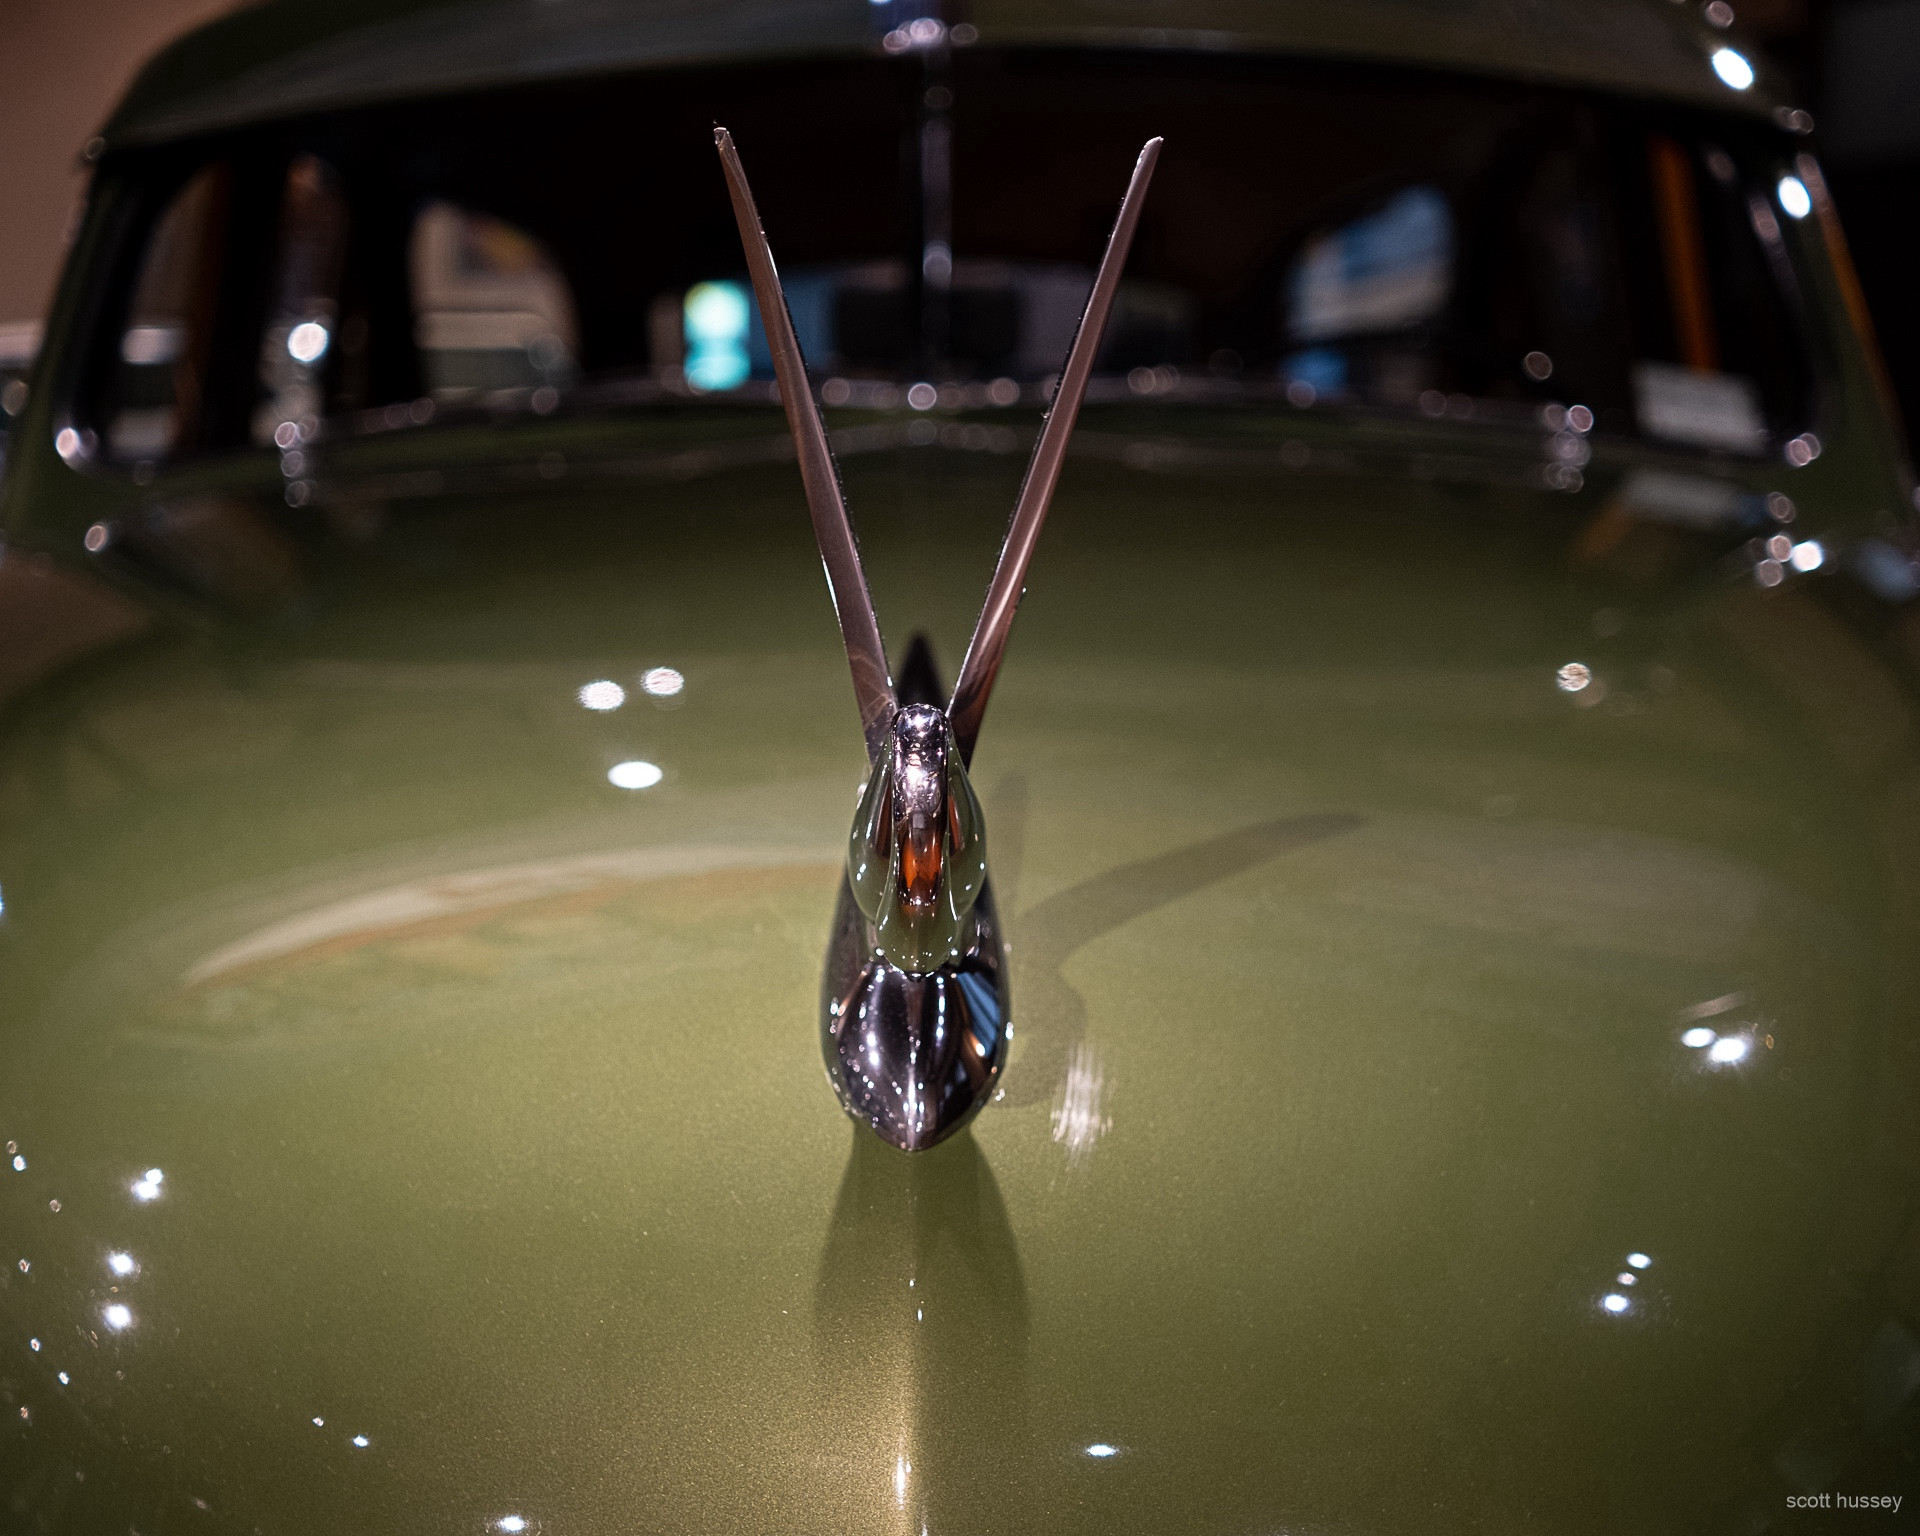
top-left (608, 760), bottom-right (663, 790)
top-left (578, 680), bottom-right (625, 711)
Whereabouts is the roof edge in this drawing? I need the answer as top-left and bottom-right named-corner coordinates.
top-left (101, 0), bottom-right (1791, 153)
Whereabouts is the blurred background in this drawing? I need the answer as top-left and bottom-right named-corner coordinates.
top-left (0, 0), bottom-right (1916, 441)
top-left (0, 0), bottom-right (234, 396)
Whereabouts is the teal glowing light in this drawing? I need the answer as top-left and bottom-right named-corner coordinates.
top-left (684, 281), bottom-right (751, 391)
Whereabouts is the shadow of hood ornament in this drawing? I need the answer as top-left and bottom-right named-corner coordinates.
top-left (715, 126), bottom-right (1161, 1150)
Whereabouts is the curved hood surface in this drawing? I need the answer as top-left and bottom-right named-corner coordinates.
top-left (2, 440), bottom-right (1918, 1532)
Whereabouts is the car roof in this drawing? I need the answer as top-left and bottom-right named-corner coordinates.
top-left (104, 0), bottom-right (1781, 150)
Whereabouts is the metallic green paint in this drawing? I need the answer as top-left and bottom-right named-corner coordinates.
top-left (1, 417), bottom-right (1918, 1528)
top-left (2, 1), bottom-right (1918, 1529)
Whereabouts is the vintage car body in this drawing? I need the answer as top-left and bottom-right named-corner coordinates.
top-left (2, 1), bottom-right (1918, 1531)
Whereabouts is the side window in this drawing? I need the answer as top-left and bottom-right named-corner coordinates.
top-left (1275, 132), bottom-right (1812, 447)
top-left (409, 203), bottom-right (578, 402)
top-left (1488, 127), bottom-right (1811, 450)
top-left (1631, 135), bottom-right (1767, 452)
top-left (253, 153), bottom-right (348, 445)
top-left (101, 154), bottom-right (350, 467)
top-left (1627, 134), bottom-right (1808, 454)
top-left (1488, 141), bottom-right (1638, 421)
top-left (106, 166), bottom-right (229, 463)
top-left (1281, 186), bottom-right (1454, 405)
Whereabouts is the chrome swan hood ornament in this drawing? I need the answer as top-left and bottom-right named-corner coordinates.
top-left (716, 126), bottom-right (1161, 1149)
top-left (848, 703), bottom-right (987, 975)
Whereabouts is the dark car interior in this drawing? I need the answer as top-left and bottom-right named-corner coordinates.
top-left (76, 48), bottom-right (1816, 467)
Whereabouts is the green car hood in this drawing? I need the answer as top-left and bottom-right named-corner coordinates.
top-left (2, 436), bottom-right (1919, 1532)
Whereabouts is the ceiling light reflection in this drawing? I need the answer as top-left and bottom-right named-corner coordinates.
top-left (1681, 1026), bottom-right (1716, 1048)
top-left (107, 1251), bottom-right (138, 1277)
top-left (1708, 1035), bottom-right (1750, 1064)
top-left (103, 1304), bottom-right (133, 1331)
top-left (1051, 1044), bottom-right (1111, 1166)
top-left (1627, 1252), bottom-right (1651, 1269)
top-left (1711, 47), bottom-right (1755, 90)
top-left (578, 680), bottom-right (625, 711)
top-left (1086, 1443), bottom-right (1120, 1458)
top-left (1601, 1293), bottom-right (1630, 1314)
top-left (1788, 539), bottom-right (1824, 572)
top-left (1776, 175), bottom-right (1812, 220)
top-left (608, 760), bottom-right (663, 790)
top-left (287, 321), bottom-right (331, 364)
top-left (640, 666), bottom-right (684, 698)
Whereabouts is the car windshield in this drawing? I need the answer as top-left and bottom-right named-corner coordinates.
top-left (81, 48), bottom-right (1815, 464)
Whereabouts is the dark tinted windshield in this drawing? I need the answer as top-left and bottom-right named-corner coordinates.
top-left (80, 48), bottom-right (1817, 462)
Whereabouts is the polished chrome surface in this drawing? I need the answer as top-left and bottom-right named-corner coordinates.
top-left (945, 136), bottom-right (1161, 763)
top-left (826, 695), bottom-right (1003, 1150)
top-left (715, 125), bottom-right (895, 763)
top-left (848, 704), bottom-right (988, 974)
top-left (714, 129), bottom-right (1158, 1149)
top-left (822, 876), bottom-right (1011, 1152)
